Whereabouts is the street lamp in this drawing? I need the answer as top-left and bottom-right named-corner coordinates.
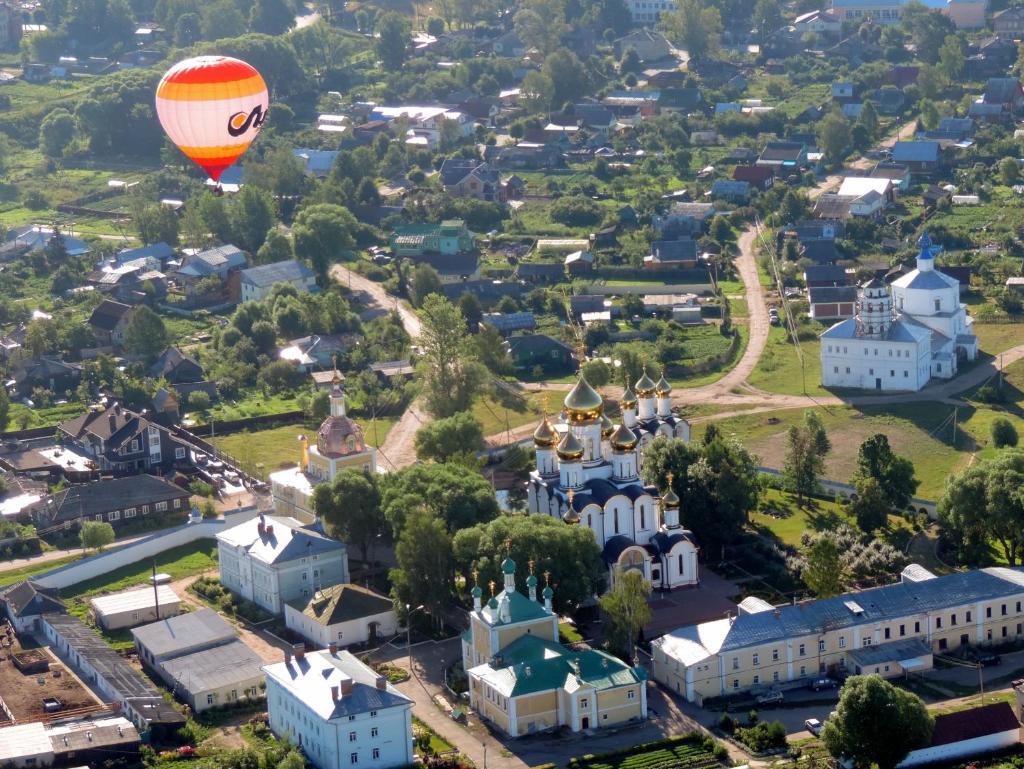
top-left (406, 604), bottom-right (425, 681)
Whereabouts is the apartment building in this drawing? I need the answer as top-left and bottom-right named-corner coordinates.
top-left (652, 565), bottom-right (1024, 705)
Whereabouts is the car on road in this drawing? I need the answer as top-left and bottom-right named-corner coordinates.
top-left (968, 650), bottom-right (1002, 667)
top-left (756, 690), bottom-right (784, 705)
top-left (810, 677), bottom-right (837, 691)
top-left (769, 315), bottom-right (781, 326)
top-left (804, 718), bottom-right (823, 736)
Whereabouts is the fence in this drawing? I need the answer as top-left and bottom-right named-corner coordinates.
top-left (32, 506), bottom-right (261, 591)
top-left (758, 465), bottom-right (938, 518)
top-left (587, 283), bottom-right (716, 296)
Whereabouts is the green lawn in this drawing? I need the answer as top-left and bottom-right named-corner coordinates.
top-left (0, 554), bottom-right (84, 588)
top-left (212, 419), bottom-right (396, 477)
top-left (199, 393), bottom-right (305, 424)
top-left (748, 326), bottom-right (826, 396)
top-left (61, 540), bottom-right (218, 599)
top-left (559, 621), bottom-right (584, 643)
top-left (974, 323), bottom-right (1024, 357)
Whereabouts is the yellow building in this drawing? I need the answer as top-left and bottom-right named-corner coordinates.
top-left (270, 374), bottom-right (377, 523)
top-left (652, 565), bottom-right (1024, 705)
top-left (461, 554), bottom-right (647, 736)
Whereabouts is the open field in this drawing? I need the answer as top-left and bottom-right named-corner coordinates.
top-left (0, 554), bottom-right (84, 588)
top-left (747, 326), bottom-right (825, 396)
top-left (472, 391), bottom-right (565, 437)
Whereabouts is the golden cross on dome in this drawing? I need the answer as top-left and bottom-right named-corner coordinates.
top-left (667, 471), bottom-right (675, 485)
top-left (472, 569), bottom-right (479, 586)
top-left (544, 570), bottom-right (551, 586)
top-left (528, 559), bottom-right (535, 575)
top-left (504, 538), bottom-right (513, 555)
top-left (488, 580), bottom-right (496, 597)
top-left (567, 488), bottom-right (575, 507)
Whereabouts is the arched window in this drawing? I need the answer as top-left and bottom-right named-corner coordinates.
top-left (639, 505), bottom-right (646, 530)
top-left (614, 509), bottom-right (619, 534)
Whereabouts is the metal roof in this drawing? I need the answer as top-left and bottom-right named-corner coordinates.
top-left (240, 260), bottom-right (314, 288)
top-left (0, 723), bottom-right (51, 762)
top-left (216, 515), bottom-right (346, 566)
top-left (891, 267), bottom-right (959, 291)
top-left (892, 141), bottom-right (940, 163)
top-left (90, 585), bottom-right (179, 618)
top-left (159, 639), bottom-right (264, 693)
top-left (131, 607), bottom-right (235, 659)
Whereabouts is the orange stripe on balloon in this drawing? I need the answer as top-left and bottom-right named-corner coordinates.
top-left (163, 58), bottom-right (259, 85)
top-left (156, 76), bottom-right (266, 102)
top-left (178, 144), bottom-right (250, 160)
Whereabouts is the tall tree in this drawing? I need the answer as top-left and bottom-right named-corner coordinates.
top-left (453, 515), bottom-right (605, 614)
top-left (409, 264), bottom-right (443, 308)
top-left (817, 111), bottom-right (851, 162)
top-left (802, 536), bottom-right (843, 598)
top-left (661, 0), bottom-right (722, 60)
top-left (937, 34), bottom-right (964, 82)
top-left (228, 185), bottom-right (275, 255)
top-left (520, 70), bottom-right (555, 115)
top-left (852, 434), bottom-right (918, 510)
top-left (414, 412), bottom-right (485, 464)
top-left (292, 203), bottom-right (357, 281)
top-left (851, 477), bottom-right (890, 534)
top-left (752, 0), bottom-right (782, 40)
top-left (783, 411), bottom-right (829, 505)
top-left (312, 470), bottom-right (384, 562)
top-left (39, 108), bottom-right (76, 158)
top-left (416, 295), bottom-right (489, 418)
top-left (123, 306), bottom-right (168, 361)
top-left (380, 462), bottom-right (499, 538)
top-left (600, 570), bottom-right (652, 661)
top-left (823, 675), bottom-right (932, 769)
top-left (249, 0), bottom-right (294, 34)
top-left (255, 228), bottom-right (293, 265)
top-left (514, 7), bottom-right (564, 55)
top-left (80, 520), bottom-right (115, 552)
top-left (0, 387), bottom-right (9, 430)
top-left (390, 509), bottom-right (454, 629)
top-left (376, 12), bottom-right (409, 69)
top-left (542, 50), bottom-right (589, 110)
top-left (133, 203), bottom-right (180, 246)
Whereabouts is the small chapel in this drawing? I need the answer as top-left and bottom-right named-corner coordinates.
top-left (526, 370), bottom-right (699, 591)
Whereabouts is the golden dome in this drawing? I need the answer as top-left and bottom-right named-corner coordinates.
top-left (635, 370), bottom-right (656, 397)
top-left (661, 472), bottom-right (680, 507)
top-left (564, 375), bottom-right (603, 423)
top-left (556, 430), bottom-right (584, 461)
top-left (533, 416), bottom-right (557, 447)
top-left (655, 371), bottom-right (672, 396)
top-left (620, 385), bottom-right (638, 408)
top-left (563, 489), bottom-right (580, 525)
top-left (609, 423), bottom-right (638, 451)
top-left (601, 412), bottom-right (614, 438)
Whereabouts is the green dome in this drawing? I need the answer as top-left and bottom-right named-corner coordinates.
top-left (564, 375), bottom-right (603, 415)
top-left (471, 585), bottom-right (483, 598)
top-left (501, 556), bottom-right (516, 575)
top-left (542, 585), bottom-right (554, 599)
top-left (526, 574), bottom-right (538, 587)
top-left (487, 596), bottom-right (499, 609)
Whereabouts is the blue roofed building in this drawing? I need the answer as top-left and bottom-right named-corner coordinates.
top-left (115, 242), bottom-right (175, 266)
top-left (239, 259), bottom-right (317, 302)
top-left (653, 563), bottom-right (1024, 704)
top-left (293, 149), bottom-right (339, 178)
top-left (891, 140), bottom-right (943, 173)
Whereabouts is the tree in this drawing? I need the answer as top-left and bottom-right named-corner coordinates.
top-left (937, 34), bottom-right (964, 82)
top-left (822, 675), bottom-right (933, 769)
top-left (256, 229), bottom-right (293, 265)
top-left (901, 2), bottom-right (956, 64)
top-left (992, 417), bottom-right (1019, 448)
top-left (457, 292), bottom-right (483, 331)
top-left (514, 7), bottom-right (564, 55)
top-left (851, 477), bottom-right (890, 534)
top-left (803, 536), bottom-right (843, 598)
top-left (414, 412), bottom-right (485, 463)
top-left (376, 12), bottom-right (409, 69)
top-left (550, 195), bottom-right (603, 227)
top-left (453, 514), bottom-right (605, 614)
top-left (783, 411), bottom-right (829, 505)
top-left (229, 185), bottom-right (275, 254)
top-left (416, 295), bottom-right (489, 418)
top-left (642, 435), bottom-right (759, 553)
top-left (0, 387), bottom-right (9, 430)
top-left (939, 450), bottom-right (1024, 565)
top-left (381, 462), bottom-right (499, 538)
top-left (134, 203), bottom-right (180, 246)
top-left (123, 306), bottom-right (168, 361)
top-left (916, 65), bottom-right (943, 100)
top-left (520, 70), bottom-right (554, 115)
top-left (292, 204), bottom-right (357, 281)
top-left (817, 111), bottom-right (851, 162)
top-left (600, 570), bottom-right (652, 660)
top-left (661, 0), bottom-right (722, 60)
top-left (620, 47), bottom-right (642, 75)
top-left (852, 434), bottom-right (919, 510)
top-left (1000, 158), bottom-right (1021, 187)
top-left (918, 98), bottom-right (940, 130)
top-left (409, 264), bottom-right (444, 308)
top-left (80, 520), bottom-right (115, 552)
top-left (752, 0), bottom-right (782, 40)
top-left (249, 0), bottom-right (293, 34)
top-left (580, 359), bottom-right (612, 387)
top-left (187, 390), bottom-right (211, 412)
top-left (542, 51), bottom-right (589, 110)
top-left (313, 470), bottom-right (385, 562)
top-left (856, 100), bottom-right (879, 138)
top-left (39, 109), bottom-right (76, 158)
top-left (390, 509), bottom-right (454, 629)
top-left (173, 11), bottom-right (201, 45)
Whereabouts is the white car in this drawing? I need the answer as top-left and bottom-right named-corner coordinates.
top-left (804, 718), bottom-right (823, 736)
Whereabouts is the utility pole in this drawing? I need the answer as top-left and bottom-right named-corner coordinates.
top-left (979, 662), bottom-right (984, 704)
top-left (999, 352), bottom-right (1004, 391)
top-left (952, 406), bottom-right (958, 448)
top-left (152, 560), bottom-right (160, 620)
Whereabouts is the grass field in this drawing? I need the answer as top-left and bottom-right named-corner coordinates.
top-left (212, 419), bottom-right (397, 476)
top-left (973, 323), bottom-right (1024, 357)
top-left (61, 540), bottom-right (218, 599)
top-left (0, 554), bottom-right (83, 588)
top-left (748, 326), bottom-right (826, 396)
top-left (472, 391), bottom-right (565, 437)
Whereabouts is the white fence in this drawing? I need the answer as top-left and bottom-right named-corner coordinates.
top-left (34, 507), bottom-right (261, 590)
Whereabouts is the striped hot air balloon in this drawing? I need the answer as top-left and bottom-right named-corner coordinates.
top-left (155, 56), bottom-right (268, 193)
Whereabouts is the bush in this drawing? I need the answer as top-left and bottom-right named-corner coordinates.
top-left (735, 720), bottom-right (787, 752)
top-left (190, 480), bottom-right (215, 497)
top-left (187, 390), bottom-right (211, 411)
top-left (549, 195), bottom-right (603, 227)
top-left (718, 713), bottom-right (736, 734)
top-left (991, 417), bottom-right (1019, 448)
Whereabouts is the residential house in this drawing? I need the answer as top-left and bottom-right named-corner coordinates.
top-left (651, 564), bottom-right (1024, 704)
top-left (733, 165), bottom-right (774, 190)
top-left (58, 402), bottom-right (192, 474)
top-left (507, 334), bottom-right (575, 373)
top-left (993, 5), bottom-right (1024, 37)
top-left (757, 141), bottom-right (807, 169)
top-left (804, 264), bottom-right (849, 288)
top-left (240, 260), bottom-right (317, 303)
top-left (441, 280), bottom-right (524, 304)
top-left (794, 219), bottom-right (844, 242)
top-left (801, 240), bottom-right (843, 263)
top-left (88, 299), bottom-right (132, 346)
top-left (280, 334), bottom-right (355, 372)
top-left (613, 28), bottom-right (674, 60)
top-left (653, 202), bottom-right (715, 237)
top-left (9, 357), bottom-right (81, 398)
top-left (869, 162), bottom-right (912, 193)
top-left (263, 648), bottom-right (414, 769)
top-left (367, 105), bottom-right (472, 148)
top-left (969, 100), bottom-right (1007, 121)
top-left (482, 312), bottom-right (537, 336)
top-left (285, 584), bottom-right (399, 650)
top-left (216, 514), bottom-right (349, 615)
top-left (458, 97), bottom-right (500, 127)
top-left (416, 252), bottom-right (480, 284)
top-left (565, 250), bottom-right (594, 274)
top-left (149, 347), bottom-right (204, 385)
top-left (439, 159), bottom-right (508, 202)
top-left (812, 194), bottom-right (854, 220)
top-left (40, 614), bottom-right (185, 736)
top-left (0, 580), bottom-right (65, 634)
top-left (710, 180), bottom-right (750, 202)
top-left (32, 474), bottom-right (190, 533)
top-left (946, 0), bottom-right (988, 29)
top-left (965, 37), bottom-right (1017, 79)
top-left (485, 143), bottom-right (562, 170)
top-left (0, 717), bottom-right (141, 768)
top-left (891, 141), bottom-right (943, 174)
top-left (572, 103), bottom-right (617, 135)
top-left (898, 703), bottom-right (1020, 768)
top-left (872, 87), bottom-right (906, 115)
top-left (89, 261), bottom-right (168, 304)
top-left (115, 242), bottom-right (174, 267)
top-left (837, 177), bottom-right (895, 206)
top-left (809, 285), bottom-right (858, 320)
top-left (6, 226), bottom-right (90, 257)
top-left (658, 88), bottom-right (703, 113)
top-left (923, 185), bottom-right (953, 209)
top-left (645, 239), bottom-right (699, 270)
top-left (389, 220), bottom-right (473, 257)
top-left (90, 585), bottom-right (181, 631)
top-left (983, 77), bottom-right (1024, 113)
top-left (936, 116), bottom-right (975, 141)
top-left (175, 245), bottom-right (247, 294)
top-left (832, 82), bottom-right (854, 100)
top-left (624, 0), bottom-right (678, 24)
top-left (793, 8), bottom-right (842, 35)
top-left (491, 30), bottom-right (525, 57)
top-left (293, 149), bottom-right (340, 177)
top-left (517, 263), bottom-right (564, 284)
top-left (133, 608), bottom-right (265, 712)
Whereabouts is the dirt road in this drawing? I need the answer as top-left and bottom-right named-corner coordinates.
top-left (331, 263), bottom-right (421, 338)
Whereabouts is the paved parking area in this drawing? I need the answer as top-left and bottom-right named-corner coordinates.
top-left (645, 569), bottom-right (740, 638)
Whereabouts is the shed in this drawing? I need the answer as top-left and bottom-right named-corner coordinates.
top-left (90, 585), bottom-right (181, 630)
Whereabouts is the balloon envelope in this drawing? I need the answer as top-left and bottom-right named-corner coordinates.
top-left (155, 56), bottom-right (269, 183)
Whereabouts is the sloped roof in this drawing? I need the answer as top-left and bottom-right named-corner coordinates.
top-left (88, 300), bottom-right (131, 331)
top-left (287, 584), bottom-right (394, 627)
top-left (0, 580), bottom-right (64, 618)
top-left (130, 607), bottom-right (233, 659)
top-left (808, 285), bottom-right (857, 304)
top-left (892, 141), bottom-right (940, 163)
top-left (216, 515), bottom-right (345, 566)
top-left (930, 702), bottom-right (1020, 746)
top-left (240, 259), bottom-right (315, 289)
top-left (45, 475), bottom-right (187, 523)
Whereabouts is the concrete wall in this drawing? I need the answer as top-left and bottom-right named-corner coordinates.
top-left (34, 507), bottom-right (261, 590)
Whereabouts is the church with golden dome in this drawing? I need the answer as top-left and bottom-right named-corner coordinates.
top-left (526, 369), bottom-right (698, 592)
top-left (269, 374), bottom-right (378, 524)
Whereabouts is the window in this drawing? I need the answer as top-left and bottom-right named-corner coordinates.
top-left (302, 573), bottom-right (308, 581)
top-left (370, 711), bottom-right (377, 717)
top-left (627, 689), bottom-right (635, 700)
top-left (614, 510), bottom-right (619, 534)
top-left (131, 439), bottom-right (139, 452)
top-left (1018, 602), bottom-right (1022, 613)
top-left (987, 607), bottom-right (993, 618)
top-left (752, 675), bottom-right (760, 685)
top-left (580, 698), bottom-right (588, 709)
top-left (915, 621), bottom-right (920, 633)
top-left (799, 643), bottom-right (806, 656)
top-left (846, 367), bottom-right (851, 374)
top-left (732, 657), bottom-right (739, 670)
top-left (773, 671), bottom-right (780, 682)
top-left (1003, 626), bottom-right (1009, 638)
top-left (951, 613), bottom-right (957, 626)
top-left (966, 611), bottom-right (972, 622)
top-left (640, 506), bottom-right (646, 529)
top-left (175, 447), bottom-right (186, 459)
top-left (819, 639), bottom-right (826, 652)
top-left (863, 638), bottom-right (872, 647)
top-left (905, 371), bottom-right (909, 378)
top-left (890, 370), bottom-right (895, 377)
top-left (350, 754), bottom-right (358, 765)
top-left (109, 510), bottom-right (120, 521)
top-left (772, 649), bottom-right (779, 662)
top-left (372, 750), bottom-right (380, 761)
top-left (173, 499), bottom-right (182, 509)
top-left (936, 617), bottom-right (942, 629)
top-left (752, 653), bottom-right (759, 666)
top-left (125, 507), bottom-right (136, 518)
top-left (884, 628), bottom-right (890, 639)
top-left (141, 505), bottom-right (149, 515)
top-left (207, 694), bottom-right (215, 705)
top-left (155, 501), bottom-right (168, 512)
top-left (869, 369), bottom-right (874, 376)
top-left (834, 367), bottom-right (839, 374)
top-left (838, 637), bottom-right (846, 648)
top-left (935, 299), bottom-right (941, 311)
top-left (1002, 604), bottom-right (1008, 616)
top-left (349, 732), bottom-right (357, 742)
top-left (348, 716), bottom-right (356, 722)
top-left (732, 679), bottom-right (739, 690)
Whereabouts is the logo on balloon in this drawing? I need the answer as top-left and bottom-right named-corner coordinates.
top-left (227, 105), bottom-right (266, 137)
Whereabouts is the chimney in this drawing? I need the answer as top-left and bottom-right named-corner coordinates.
top-left (285, 649), bottom-right (292, 664)
top-left (328, 641), bottom-right (338, 655)
top-left (266, 524), bottom-right (274, 537)
top-left (341, 677), bottom-right (354, 696)
top-left (331, 685), bottom-right (340, 702)
top-left (293, 643), bottom-right (305, 662)
top-left (108, 414), bottom-right (117, 432)
top-left (258, 521), bottom-right (265, 535)
top-left (375, 675), bottom-right (387, 690)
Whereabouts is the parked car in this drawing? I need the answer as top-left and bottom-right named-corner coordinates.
top-left (968, 650), bottom-right (1002, 667)
top-left (756, 690), bottom-right (783, 705)
top-left (810, 677), bottom-right (837, 691)
top-left (804, 718), bottom-right (823, 736)
top-left (769, 315), bottom-right (781, 326)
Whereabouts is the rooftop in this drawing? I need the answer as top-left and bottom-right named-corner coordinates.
top-left (90, 585), bottom-right (179, 617)
top-left (930, 702), bottom-right (1020, 746)
top-left (215, 515), bottom-right (345, 566)
top-left (240, 259), bottom-right (315, 288)
top-left (131, 607), bottom-right (234, 659)
top-left (287, 583), bottom-right (394, 627)
top-left (159, 639), bottom-right (264, 693)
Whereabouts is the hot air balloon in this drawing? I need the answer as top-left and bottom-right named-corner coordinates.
top-left (155, 56), bottom-right (268, 195)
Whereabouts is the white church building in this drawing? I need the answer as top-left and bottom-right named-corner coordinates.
top-left (820, 233), bottom-right (978, 392)
top-left (526, 370), bottom-right (699, 591)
